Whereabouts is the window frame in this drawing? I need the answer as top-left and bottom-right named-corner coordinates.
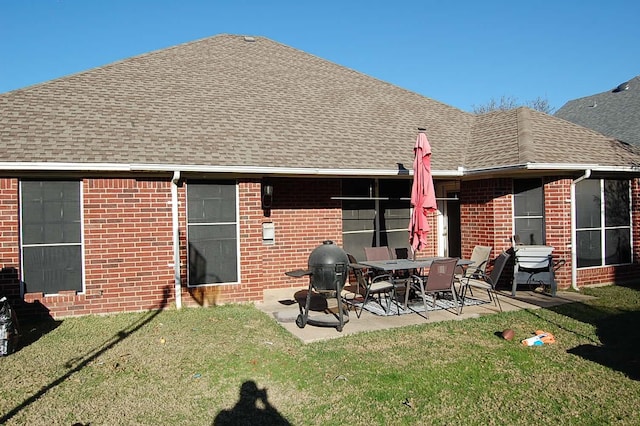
top-left (186, 180), bottom-right (240, 287)
top-left (513, 178), bottom-right (545, 246)
top-left (19, 180), bottom-right (85, 295)
top-left (341, 178), bottom-right (411, 261)
top-left (575, 178), bottom-right (632, 268)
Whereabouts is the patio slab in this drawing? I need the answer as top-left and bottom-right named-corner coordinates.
top-left (256, 286), bottom-right (595, 344)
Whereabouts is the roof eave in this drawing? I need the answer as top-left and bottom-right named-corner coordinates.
top-left (0, 162), bottom-right (464, 178)
top-left (462, 162), bottom-right (640, 178)
top-left (5, 162), bottom-right (637, 179)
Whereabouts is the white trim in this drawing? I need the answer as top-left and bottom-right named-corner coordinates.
top-left (0, 161), bottom-right (465, 177)
top-left (2, 162), bottom-right (131, 171)
top-left (184, 180), bottom-right (241, 288)
top-left (463, 162), bottom-right (640, 175)
top-left (18, 179), bottom-right (85, 296)
top-left (2, 161), bottom-right (639, 177)
top-left (171, 171), bottom-right (182, 309)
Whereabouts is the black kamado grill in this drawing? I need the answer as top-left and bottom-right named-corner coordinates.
top-left (285, 241), bottom-right (350, 332)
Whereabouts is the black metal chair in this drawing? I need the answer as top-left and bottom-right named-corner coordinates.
top-left (459, 252), bottom-right (510, 312)
top-left (346, 254), bottom-right (397, 318)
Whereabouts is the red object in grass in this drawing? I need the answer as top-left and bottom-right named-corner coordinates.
top-left (501, 329), bottom-right (515, 340)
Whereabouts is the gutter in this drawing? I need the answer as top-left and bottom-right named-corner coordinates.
top-left (461, 162), bottom-right (625, 176)
top-left (4, 161), bottom-right (639, 178)
top-left (570, 169), bottom-right (592, 291)
top-left (171, 171), bottom-right (182, 309)
top-left (0, 162), bottom-right (465, 178)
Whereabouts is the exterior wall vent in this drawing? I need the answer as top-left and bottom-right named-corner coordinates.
top-left (613, 81), bottom-right (629, 93)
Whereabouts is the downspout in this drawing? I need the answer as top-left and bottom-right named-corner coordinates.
top-left (171, 171), bottom-right (182, 309)
top-left (570, 169), bottom-right (591, 291)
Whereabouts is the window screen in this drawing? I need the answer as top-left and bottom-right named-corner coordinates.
top-left (576, 179), bottom-right (631, 267)
top-left (187, 181), bottom-right (238, 285)
top-left (20, 181), bottom-right (82, 294)
top-left (513, 179), bottom-right (545, 245)
top-left (341, 178), bottom-right (411, 261)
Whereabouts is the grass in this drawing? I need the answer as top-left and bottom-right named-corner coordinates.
top-left (1, 283), bottom-right (640, 425)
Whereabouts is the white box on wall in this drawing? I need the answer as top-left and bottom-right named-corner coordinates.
top-left (262, 222), bottom-right (275, 244)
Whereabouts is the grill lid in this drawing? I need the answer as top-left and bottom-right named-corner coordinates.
top-left (308, 240), bottom-right (349, 267)
top-left (307, 240), bottom-right (349, 291)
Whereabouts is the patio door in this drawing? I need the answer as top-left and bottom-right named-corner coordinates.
top-left (341, 178), bottom-right (411, 261)
top-left (445, 192), bottom-right (461, 257)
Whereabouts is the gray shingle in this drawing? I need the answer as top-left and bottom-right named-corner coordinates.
top-left (0, 35), bottom-right (471, 173)
top-left (555, 75), bottom-right (640, 147)
top-left (467, 107), bottom-right (640, 170)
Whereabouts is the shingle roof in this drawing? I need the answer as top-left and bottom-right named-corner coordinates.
top-left (467, 107), bottom-right (640, 169)
top-left (555, 75), bottom-right (640, 147)
top-left (0, 34), bottom-right (471, 174)
top-left (1, 34), bottom-right (639, 177)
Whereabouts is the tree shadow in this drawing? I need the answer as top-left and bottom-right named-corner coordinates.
top-left (546, 298), bottom-right (640, 381)
top-left (213, 380), bottom-right (291, 426)
top-left (0, 286), bottom-right (171, 424)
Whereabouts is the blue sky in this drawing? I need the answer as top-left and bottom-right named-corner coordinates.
top-left (1, 0), bottom-right (639, 112)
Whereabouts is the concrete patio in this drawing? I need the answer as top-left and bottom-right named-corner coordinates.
top-left (256, 286), bottom-right (595, 343)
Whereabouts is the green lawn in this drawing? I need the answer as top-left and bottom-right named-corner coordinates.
top-left (1, 283), bottom-right (639, 425)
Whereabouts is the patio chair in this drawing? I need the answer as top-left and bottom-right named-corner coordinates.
top-left (456, 245), bottom-right (492, 282)
top-left (459, 252), bottom-right (510, 313)
top-left (405, 257), bottom-right (459, 319)
top-left (364, 246), bottom-right (392, 261)
top-left (393, 247), bottom-right (410, 260)
top-left (347, 253), bottom-right (397, 318)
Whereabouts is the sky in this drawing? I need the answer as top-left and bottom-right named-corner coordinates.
top-left (1, 0), bottom-right (639, 112)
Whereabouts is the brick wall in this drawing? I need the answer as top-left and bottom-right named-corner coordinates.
top-left (182, 178), bottom-right (343, 307)
top-left (4, 174), bottom-right (639, 319)
top-left (543, 178), bottom-right (572, 287)
top-left (460, 179), bottom-right (513, 258)
top-left (460, 176), bottom-right (640, 290)
top-left (0, 178), bottom-right (20, 301)
top-left (633, 178), bottom-right (640, 267)
top-left (20, 178), bottom-right (176, 318)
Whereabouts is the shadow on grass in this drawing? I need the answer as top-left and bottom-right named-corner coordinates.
top-left (565, 310), bottom-right (640, 380)
top-left (12, 300), bottom-right (63, 353)
top-left (528, 284), bottom-right (640, 381)
top-left (213, 380), bottom-right (291, 426)
top-left (0, 286), bottom-right (170, 424)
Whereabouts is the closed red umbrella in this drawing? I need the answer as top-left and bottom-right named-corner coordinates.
top-left (409, 128), bottom-right (437, 254)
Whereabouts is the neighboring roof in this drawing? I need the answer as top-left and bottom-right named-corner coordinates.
top-left (1, 34), bottom-right (639, 178)
top-left (555, 75), bottom-right (640, 147)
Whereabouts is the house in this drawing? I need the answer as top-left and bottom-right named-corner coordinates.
top-left (1, 34), bottom-right (639, 319)
top-left (555, 75), bottom-right (640, 147)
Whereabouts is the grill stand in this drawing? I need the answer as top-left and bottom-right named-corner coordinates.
top-left (285, 264), bottom-right (350, 332)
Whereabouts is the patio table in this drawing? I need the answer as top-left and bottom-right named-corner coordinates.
top-left (357, 257), bottom-right (473, 273)
top-left (355, 257), bottom-right (474, 313)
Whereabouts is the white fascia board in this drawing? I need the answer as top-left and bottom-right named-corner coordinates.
top-left (131, 164), bottom-right (402, 176)
top-left (0, 162), bottom-right (416, 177)
top-left (462, 162), bottom-right (640, 176)
top-left (0, 162), bottom-right (471, 178)
top-left (525, 163), bottom-right (640, 173)
top-left (0, 162), bottom-right (131, 171)
top-left (131, 164), bottom-right (464, 178)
